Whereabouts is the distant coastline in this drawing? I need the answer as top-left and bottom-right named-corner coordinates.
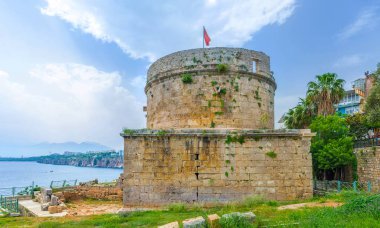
top-left (0, 151), bottom-right (123, 169)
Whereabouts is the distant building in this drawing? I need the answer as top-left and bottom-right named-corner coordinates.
top-left (336, 77), bottom-right (374, 115)
top-left (336, 89), bottom-right (362, 115)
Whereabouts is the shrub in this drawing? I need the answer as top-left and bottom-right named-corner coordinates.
top-left (225, 133), bottom-right (245, 145)
top-left (219, 88), bottom-right (227, 95)
top-left (217, 64), bottom-right (229, 73)
top-left (156, 130), bottom-right (167, 136)
top-left (181, 73), bottom-right (193, 84)
top-left (266, 151), bottom-right (277, 159)
top-left (219, 214), bottom-right (254, 228)
top-left (242, 195), bottom-right (266, 208)
top-left (167, 203), bottom-right (187, 212)
top-left (123, 128), bottom-right (136, 135)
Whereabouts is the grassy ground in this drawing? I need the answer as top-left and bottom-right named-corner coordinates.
top-left (1, 191), bottom-right (380, 227)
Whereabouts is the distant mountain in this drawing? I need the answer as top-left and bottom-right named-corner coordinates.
top-left (31, 141), bottom-right (112, 153)
top-left (0, 142), bottom-right (113, 157)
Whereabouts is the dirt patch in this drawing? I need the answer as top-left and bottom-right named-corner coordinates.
top-left (66, 199), bottom-right (123, 216)
top-left (278, 201), bottom-right (343, 210)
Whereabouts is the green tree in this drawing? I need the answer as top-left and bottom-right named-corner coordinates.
top-left (346, 113), bottom-right (370, 139)
top-left (365, 83), bottom-right (380, 128)
top-left (310, 115), bottom-right (355, 180)
top-left (284, 98), bottom-right (316, 129)
top-left (307, 73), bottom-right (345, 116)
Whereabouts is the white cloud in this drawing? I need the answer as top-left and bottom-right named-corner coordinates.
top-left (0, 64), bottom-right (145, 149)
top-left (130, 75), bottom-right (147, 89)
top-left (333, 54), bottom-right (364, 68)
top-left (338, 7), bottom-right (379, 40)
top-left (41, 0), bottom-right (296, 61)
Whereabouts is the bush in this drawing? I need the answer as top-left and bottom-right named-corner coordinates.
top-left (343, 194), bottom-right (380, 217)
top-left (242, 195), bottom-right (266, 208)
top-left (217, 64), bottom-right (229, 73)
top-left (167, 203), bottom-right (187, 212)
top-left (181, 73), bottom-right (193, 84)
top-left (219, 214), bottom-right (254, 228)
top-left (265, 151), bottom-right (277, 158)
top-left (122, 128), bottom-right (136, 135)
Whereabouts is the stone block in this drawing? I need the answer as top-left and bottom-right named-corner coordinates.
top-left (241, 212), bottom-right (256, 223)
top-left (42, 188), bottom-right (52, 196)
top-left (51, 195), bottom-right (59, 206)
top-left (48, 206), bottom-right (58, 214)
top-left (158, 221), bottom-right (179, 228)
top-left (207, 214), bottom-right (220, 228)
top-left (221, 211), bottom-right (256, 223)
top-left (183, 216), bottom-right (206, 228)
top-left (41, 203), bottom-right (50, 211)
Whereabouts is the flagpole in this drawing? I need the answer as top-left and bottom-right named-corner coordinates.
top-left (202, 26), bottom-right (205, 48)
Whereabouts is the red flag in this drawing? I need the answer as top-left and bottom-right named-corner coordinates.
top-left (203, 27), bottom-right (211, 46)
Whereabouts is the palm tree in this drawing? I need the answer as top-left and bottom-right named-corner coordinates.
top-left (284, 97), bottom-right (316, 129)
top-left (307, 73), bottom-right (345, 116)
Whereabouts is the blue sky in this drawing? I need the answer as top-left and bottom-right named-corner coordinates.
top-left (0, 0), bottom-right (379, 156)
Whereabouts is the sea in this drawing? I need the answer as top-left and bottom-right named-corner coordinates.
top-left (0, 161), bottom-right (122, 189)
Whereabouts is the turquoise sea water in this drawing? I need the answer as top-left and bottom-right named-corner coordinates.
top-left (0, 161), bottom-right (122, 189)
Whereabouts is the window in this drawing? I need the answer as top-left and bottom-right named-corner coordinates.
top-left (252, 60), bottom-right (257, 73)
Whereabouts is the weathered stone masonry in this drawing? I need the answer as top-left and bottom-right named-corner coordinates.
top-left (355, 146), bottom-right (380, 191)
top-left (122, 47), bottom-right (313, 206)
top-left (146, 48), bottom-right (275, 129)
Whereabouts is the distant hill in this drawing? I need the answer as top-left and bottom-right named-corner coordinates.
top-left (0, 142), bottom-right (113, 157)
top-left (31, 141), bottom-right (112, 153)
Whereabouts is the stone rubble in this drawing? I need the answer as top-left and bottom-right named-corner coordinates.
top-left (182, 216), bottom-right (206, 228)
top-left (34, 187), bottom-right (67, 214)
top-left (158, 221), bottom-right (179, 228)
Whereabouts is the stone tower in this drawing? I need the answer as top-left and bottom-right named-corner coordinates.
top-left (122, 48), bottom-right (314, 206)
top-left (145, 48), bottom-right (275, 129)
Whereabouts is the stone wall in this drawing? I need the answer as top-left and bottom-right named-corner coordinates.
top-left (61, 186), bottom-right (122, 201)
top-left (355, 146), bottom-right (380, 190)
top-left (123, 129), bottom-right (313, 206)
top-left (145, 48), bottom-right (276, 130)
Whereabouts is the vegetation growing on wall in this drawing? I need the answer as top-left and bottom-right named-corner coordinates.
top-left (181, 73), bottom-right (193, 84)
top-left (265, 151), bottom-right (277, 159)
top-left (216, 64), bottom-right (228, 73)
top-left (225, 133), bottom-right (245, 144)
top-left (123, 128), bottom-right (136, 135)
top-left (156, 130), bottom-right (167, 136)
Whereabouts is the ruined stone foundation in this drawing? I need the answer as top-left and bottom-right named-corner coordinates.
top-left (122, 47), bottom-right (313, 206)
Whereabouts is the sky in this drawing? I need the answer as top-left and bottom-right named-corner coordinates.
top-left (1, 0), bottom-right (380, 156)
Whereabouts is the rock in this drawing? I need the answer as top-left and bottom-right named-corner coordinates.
top-left (48, 206), bottom-right (58, 214)
top-left (59, 203), bottom-right (67, 210)
top-left (43, 195), bottom-right (51, 204)
top-left (183, 216), bottom-right (206, 228)
top-left (207, 214), bottom-right (220, 228)
top-left (41, 203), bottom-right (50, 211)
top-left (158, 221), bottom-right (179, 228)
top-left (42, 188), bottom-right (52, 196)
top-left (51, 195), bottom-right (59, 206)
top-left (221, 212), bottom-right (256, 223)
top-left (241, 212), bottom-right (256, 223)
top-left (56, 206), bottom-right (63, 213)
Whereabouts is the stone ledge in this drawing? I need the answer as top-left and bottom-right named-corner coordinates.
top-left (121, 128), bottom-right (312, 138)
top-left (145, 69), bottom-right (276, 93)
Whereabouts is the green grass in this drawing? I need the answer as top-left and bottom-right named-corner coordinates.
top-left (1, 191), bottom-right (380, 227)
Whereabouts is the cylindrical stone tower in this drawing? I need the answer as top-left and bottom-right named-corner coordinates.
top-left (145, 47), bottom-right (276, 129)
top-left (122, 47), bottom-right (314, 206)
